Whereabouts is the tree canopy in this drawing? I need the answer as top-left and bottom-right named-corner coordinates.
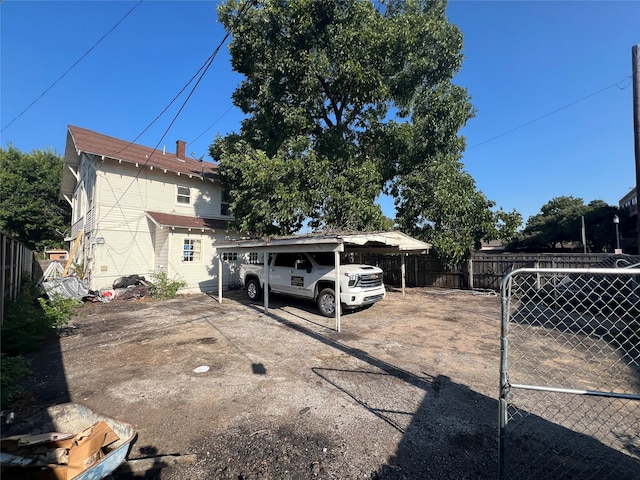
top-left (509, 196), bottom-right (624, 252)
top-left (212, 0), bottom-right (521, 265)
top-left (0, 146), bottom-right (71, 252)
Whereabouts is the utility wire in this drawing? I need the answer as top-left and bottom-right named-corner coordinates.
top-left (467, 75), bottom-right (632, 150)
top-left (189, 105), bottom-right (236, 146)
top-left (97, 0), bottom-right (257, 222)
top-left (0, 0), bottom-right (144, 134)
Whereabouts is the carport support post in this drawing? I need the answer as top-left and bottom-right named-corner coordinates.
top-left (217, 254), bottom-right (223, 303)
top-left (401, 254), bottom-right (406, 297)
top-left (335, 250), bottom-right (341, 332)
top-left (263, 253), bottom-right (269, 314)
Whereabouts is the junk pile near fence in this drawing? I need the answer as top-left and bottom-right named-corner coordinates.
top-left (37, 267), bottom-right (150, 303)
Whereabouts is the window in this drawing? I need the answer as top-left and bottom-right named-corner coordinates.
top-left (274, 253), bottom-right (302, 268)
top-left (183, 239), bottom-right (201, 262)
top-left (221, 189), bottom-right (230, 216)
top-left (222, 252), bottom-right (238, 261)
top-left (249, 252), bottom-right (259, 264)
top-left (177, 186), bottom-right (191, 205)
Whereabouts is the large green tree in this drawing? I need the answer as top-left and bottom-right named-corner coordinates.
top-left (213, 0), bottom-right (520, 265)
top-left (0, 146), bottom-right (71, 251)
top-left (510, 196), bottom-right (623, 252)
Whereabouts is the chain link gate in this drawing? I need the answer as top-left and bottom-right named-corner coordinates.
top-left (499, 265), bottom-right (640, 480)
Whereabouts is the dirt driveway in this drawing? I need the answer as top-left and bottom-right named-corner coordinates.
top-left (18, 287), bottom-right (504, 479)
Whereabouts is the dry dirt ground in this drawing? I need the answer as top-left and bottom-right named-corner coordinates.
top-left (7, 287), bottom-right (638, 479)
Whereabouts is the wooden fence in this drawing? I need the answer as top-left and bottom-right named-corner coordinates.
top-left (363, 252), bottom-right (640, 291)
top-left (1, 233), bottom-right (35, 325)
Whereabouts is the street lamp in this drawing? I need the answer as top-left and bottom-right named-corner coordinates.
top-left (613, 215), bottom-right (621, 252)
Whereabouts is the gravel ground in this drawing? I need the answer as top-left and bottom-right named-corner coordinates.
top-left (5, 287), bottom-right (638, 479)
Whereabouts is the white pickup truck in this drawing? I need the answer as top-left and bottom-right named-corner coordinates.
top-left (239, 252), bottom-right (386, 317)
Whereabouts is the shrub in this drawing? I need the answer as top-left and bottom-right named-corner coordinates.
top-left (0, 354), bottom-right (31, 409)
top-left (1, 289), bottom-right (51, 355)
top-left (37, 295), bottom-right (82, 331)
top-left (149, 271), bottom-right (187, 300)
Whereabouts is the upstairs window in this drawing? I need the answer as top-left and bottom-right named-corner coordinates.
top-left (183, 239), bottom-right (201, 262)
top-left (221, 189), bottom-right (230, 216)
top-left (177, 186), bottom-right (191, 205)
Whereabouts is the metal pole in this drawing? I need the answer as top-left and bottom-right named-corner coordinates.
top-left (218, 254), bottom-right (223, 303)
top-left (632, 44), bottom-right (640, 253)
top-left (401, 253), bottom-right (406, 298)
top-left (334, 250), bottom-right (341, 332)
top-left (263, 253), bottom-right (269, 315)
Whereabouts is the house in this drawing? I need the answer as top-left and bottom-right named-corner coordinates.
top-left (59, 125), bottom-right (243, 293)
top-left (618, 186), bottom-right (638, 254)
top-left (44, 249), bottom-right (68, 261)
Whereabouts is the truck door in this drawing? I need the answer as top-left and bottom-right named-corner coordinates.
top-left (270, 253), bottom-right (298, 294)
top-left (270, 253), bottom-right (314, 298)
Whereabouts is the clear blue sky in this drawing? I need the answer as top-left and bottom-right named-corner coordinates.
top-left (1, 1), bottom-right (638, 225)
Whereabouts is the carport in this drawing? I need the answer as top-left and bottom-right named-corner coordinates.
top-left (214, 231), bottom-right (430, 331)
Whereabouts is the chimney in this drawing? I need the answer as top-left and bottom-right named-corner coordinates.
top-left (176, 140), bottom-right (186, 161)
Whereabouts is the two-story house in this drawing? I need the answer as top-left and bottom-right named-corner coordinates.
top-left (60, 125), bottom-right (243, 293)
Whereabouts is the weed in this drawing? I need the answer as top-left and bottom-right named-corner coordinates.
top-left (37, 295), bottom-right (82, 331)
top-left (0, 354), bottom-right (31, 409)
top-left (149, 271), bottom-right (187, 299)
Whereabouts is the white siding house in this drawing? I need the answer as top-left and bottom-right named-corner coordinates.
top-left (60, 125), bottom-right (243, 293)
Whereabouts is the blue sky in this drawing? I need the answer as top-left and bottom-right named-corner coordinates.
top-left (1, 0), bottom-right (638, 225)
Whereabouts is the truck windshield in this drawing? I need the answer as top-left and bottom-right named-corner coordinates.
top-left (309, 253), bottom-right (335, 266)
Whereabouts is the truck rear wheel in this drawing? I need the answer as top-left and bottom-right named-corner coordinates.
top-left (317, 288), bottom-right (337, 317)
top-left (246, 278), bottom-right (262, 301)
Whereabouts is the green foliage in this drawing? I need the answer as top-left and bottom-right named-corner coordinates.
top-left (1, 286), bottom-right (52, 356)
top-left (37, 295), bottom-right (82, 331)
top-left (149, 271), bottom-right (187, 300)
top-left (213, 0), bottom-right (519, 260)
top-left (510, 196), bottom-right (623, 252)
top-left (1, 285), bottom-right (81, 356)
top-left (0, 146), bottom-right (71, 251)
top-left (0, 353), bottom-right (31, 409)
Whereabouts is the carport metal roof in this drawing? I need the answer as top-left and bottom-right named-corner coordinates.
top-left (214, 232), bottom-right (431, 331)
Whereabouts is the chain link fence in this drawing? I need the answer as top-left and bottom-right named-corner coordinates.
top-left (499, 262), bottom-right (640, 479)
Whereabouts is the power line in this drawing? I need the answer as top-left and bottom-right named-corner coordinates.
top-left (189, 105), bottom-right (236, 146)
top-left (467, 75), bottom-right (632, 150)
top-left (0, 0), bottom-right (144, 134)
top-left (97, 0), bottom-right (257, 222)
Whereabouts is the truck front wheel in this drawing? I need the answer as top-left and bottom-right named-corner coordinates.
top-left (317, 288), bottom-right (338, 317)
top-left (246, 278), bottom-right (262, 301)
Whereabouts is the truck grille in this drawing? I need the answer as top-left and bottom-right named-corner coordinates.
top-left (359, 273), bottom-right (383, 288)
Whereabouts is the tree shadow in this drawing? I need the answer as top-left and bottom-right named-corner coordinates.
top-left (262, 307), bottom-right (639, 479)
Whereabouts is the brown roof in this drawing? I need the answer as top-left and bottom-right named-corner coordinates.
top-left (146, 211), bottom-right (229, 231)
top-left (67, 125), bottom-right (219, 180)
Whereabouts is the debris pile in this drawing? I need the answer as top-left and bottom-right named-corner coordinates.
top-left (1, 421), bottom-right (119, 479)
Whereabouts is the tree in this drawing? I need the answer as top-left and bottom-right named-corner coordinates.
top-left (510, 196), bottom-right (621, 252)
top-left (213, 0), bottom-right (520, 264)
top-left (0, 146), bottom-right (71, 251)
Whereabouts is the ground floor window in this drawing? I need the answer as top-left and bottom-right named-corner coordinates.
top-left (183, 239), bottom-right (201, 262)
top-left (222, 252), bottom-right (238, 261)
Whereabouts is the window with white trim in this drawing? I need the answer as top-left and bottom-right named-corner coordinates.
top-left (222, 252), bottom-right (238, 261)
top-left (249, 252), bottom-right (259, 264)
top-left (183, 239), bottom-right (201, 262)
top-left (177, 186), bottom-right (191, 205)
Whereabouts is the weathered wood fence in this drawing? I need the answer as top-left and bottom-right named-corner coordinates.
top-left (1, 233), bottom-right (35, 325)
top-left (362, 252), bottom-right (640, 291)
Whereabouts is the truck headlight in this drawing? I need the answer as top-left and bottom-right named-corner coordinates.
top-left (347, 274), bottom-right (359, 287)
